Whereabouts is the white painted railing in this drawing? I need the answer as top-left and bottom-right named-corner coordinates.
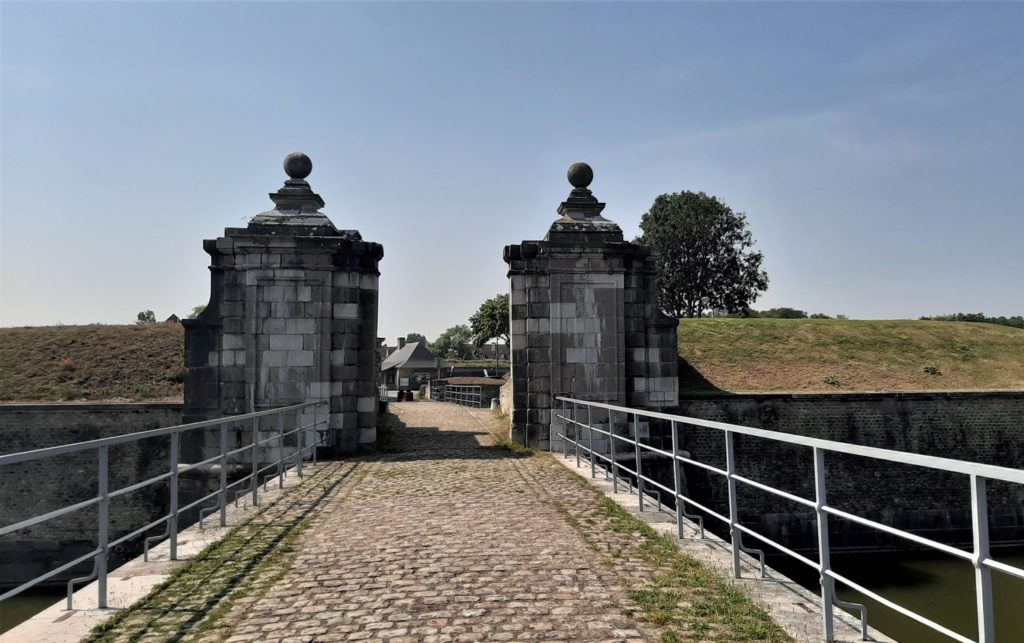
top-left (554, 396), bottom-right (1024, 643)
top-left (0, 402), bottom-right (327, 611)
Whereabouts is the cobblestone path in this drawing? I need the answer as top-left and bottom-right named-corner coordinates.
top-left (92, 401), bottom-right (786, 643)
top-left (216, 402), bottom-right (665, 643)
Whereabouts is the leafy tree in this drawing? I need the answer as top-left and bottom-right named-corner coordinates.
top-left (187, 305), bottom-right (206, 320)
top-left (469, 294), bottom-right (509, 347)
top-left (759, 307), bottom-right (808, 319)
top-left (430, 325), bottom-right (474, 360)
top-left (405, 332), bottom-right (428, 345)
top-left (135, 310), bottom-right (156, 325)
top-left (637, 191), bottom-right (768, 318)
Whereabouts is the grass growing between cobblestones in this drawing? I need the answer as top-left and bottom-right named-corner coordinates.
top-left (559, 470), bottom-right (791, 642)
top-left (83, 462), bottom-right (356, 643)
top-left (488, 408), bottom-right (535, 456)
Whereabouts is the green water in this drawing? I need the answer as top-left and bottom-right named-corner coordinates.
top-left (0, 588), bottom-right (65, 635)
top-left (776, 548), bottom-right (1024, 642)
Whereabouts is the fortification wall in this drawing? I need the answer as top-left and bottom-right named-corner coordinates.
top-left (675, 391), bottom-right (1024, 551)
top-left (0, 403), bottom-right (182, 586)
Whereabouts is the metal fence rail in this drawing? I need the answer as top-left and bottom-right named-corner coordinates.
top-left (554, 396), bottom-right (1024, 643)
top-left (0, 401), bottom-right (328, 611)
top-left (444, 385), bottom-right (482, 408)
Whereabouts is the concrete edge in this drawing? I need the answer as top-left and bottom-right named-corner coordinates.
top-left (0, 462), bottom-right (316, 643)
top-left (550, 453), bottom-right (896, 643)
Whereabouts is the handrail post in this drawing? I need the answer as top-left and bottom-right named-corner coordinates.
top-left (971, 475), bottom-right (995, 643)
top-left (610, 409), bottom-right (618, 493)
top-left (251, 415), bottom-right (260, 507)
top-left (634, 413), bottom-right (644, 512)
top-left (574, 402), bottom-right (580, 468)
top-left (169, 432), bottom-right (179, 560)
top-left (296, 408), bottom-right (304, 478)
top-left (561, 398), bottom-right (568, 458)
top-left (219, 424), bottom-right (228, 527)
top-left (814, 447), bottom-right (835, 641)
top-left (671, 420), bottom-right (684, 539)
top-left (725, 431), bottom-right (741, 578)
top-left (97, 445), bottom-right (109, 609)
top-left (278, 413), bottom-right (285, 489)
top-left (312, 403), bottom-right (319, 466)
top-left (588, 404), bottom-right (595, 479)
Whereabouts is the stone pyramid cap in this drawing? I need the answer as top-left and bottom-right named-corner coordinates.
top-left (248, 152), bottom-right (339, 230)
top-left (549, 162), bottom-right (621, 239)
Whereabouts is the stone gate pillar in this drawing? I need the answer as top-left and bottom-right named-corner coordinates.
top-left (183, 153), bottom-right (383, 460)
top-left (503, 163), bottom-right (678, 450)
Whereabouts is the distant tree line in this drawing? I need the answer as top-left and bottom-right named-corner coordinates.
top-left (919, 313), bottom-right (1024, 329)
top-left (717, 307), bottom-right (847, 320)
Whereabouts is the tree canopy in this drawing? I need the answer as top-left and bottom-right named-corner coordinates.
top-left (405, 332), bottom-right (428, 345)
top-left (469, 294), bottom-right (509, 346)
top-left (430, 325), bottom-right (474, 360)
top-left (135, 310), bottom-right (156, 325)
top-left (637, 191), bottom-right (768, 318)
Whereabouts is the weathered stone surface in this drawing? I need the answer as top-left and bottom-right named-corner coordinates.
top-left (504, 165), bottom-right (678, 450)
top-left (184, 155), bottom-right (382, 460)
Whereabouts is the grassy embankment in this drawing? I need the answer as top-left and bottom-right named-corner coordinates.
top-left (0, 324), bottom-right (184, 402)
top-left (679, 318), bottom-right (1024, 393)
top-left (3, 319), bottom-right (1022, 402)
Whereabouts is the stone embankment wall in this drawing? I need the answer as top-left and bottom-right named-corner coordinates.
top-left (0, 403), bottom-right (182, 586)
top-left (675, 391), bottom-right (1024, 551)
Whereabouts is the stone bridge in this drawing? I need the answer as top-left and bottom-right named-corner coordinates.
top-left (12, 401), bottom-right (870, 643)
top-left (0, 154), bottom-right (921, 642)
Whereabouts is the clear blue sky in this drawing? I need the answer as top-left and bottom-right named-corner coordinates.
top-left (2, 2), bottom-right (1022, 342)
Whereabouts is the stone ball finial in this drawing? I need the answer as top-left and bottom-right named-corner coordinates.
top-left (284, 152), bottom-right (312, 180)
top-left (567, 162), bottom-right (593, 189)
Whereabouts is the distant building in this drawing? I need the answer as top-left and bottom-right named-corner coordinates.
top-left (380, 339), bottom-right (447, 390)
top-left (164, 314), bottom-right (180, 324)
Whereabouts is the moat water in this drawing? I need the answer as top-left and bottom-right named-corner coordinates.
top-left (774, 547), bottom-right (1024, 642)
top-left (0, 587), bottom-right (64, 634)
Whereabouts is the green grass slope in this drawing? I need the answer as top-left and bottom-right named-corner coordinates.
top-left (0, 324), bottom-right (184, 402)
top-left (3, 319), bottom-right (1021, 401)
top-left (679, 319), bottom-right (1024, 393)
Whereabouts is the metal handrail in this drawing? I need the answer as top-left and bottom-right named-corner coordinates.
top-left (554, 395), bottom-right (1024, 643)
top-left (443, 385), bottom-right (482, 408)
top-left (0, 401), bottom-right (329, 611)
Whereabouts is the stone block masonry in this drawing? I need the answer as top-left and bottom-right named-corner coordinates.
top-left (184, 153), bottom-right (382, 460)
top-left (504, 163), bottom-right (678, 450)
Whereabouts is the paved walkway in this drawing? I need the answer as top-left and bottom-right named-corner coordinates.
top-left (89, 401), bottom-right (786, 643)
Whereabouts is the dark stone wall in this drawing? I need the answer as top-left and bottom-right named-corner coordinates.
top-left (674, 392), bottom-right (1024, 551)
top-left (184, 229), bottom-right (383, 460)
top-left (0, 403), bottom-right (182, 586)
